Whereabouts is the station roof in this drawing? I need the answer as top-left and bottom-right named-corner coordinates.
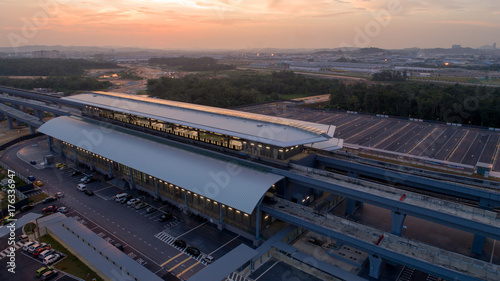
top-left (63, 92), bottom-right (333, 147)
top-left (38, 116), bottom-right (284, 213)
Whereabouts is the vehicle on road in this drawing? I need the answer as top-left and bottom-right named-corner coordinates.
top-left (114, 192), bottom-right (129, 202)
top-left (159, 213), bottom-right (173, 222)
top-left (34, 181), bottom-right (44, 186)
top-left (36, 266), bottom-right (53, 278)
top-left (55, 163), bottom-right (65, 169)
top-left (80, 175), bottom-right (94, 183)
top-left (203, 255), bottom-right (215, 264)
top-left (57, 207), bottom-right (68, 214)
top-left (55, 192), bottom-right (64, 198)
top-left (134, 202), bottom-right (147, 209)
top-left (40, 269), bottom-right (58, 280)
top-left (186, 246), bottom-right (201, 257)
top-left (84, 190), bottom-right (94, 196)
top-left (43, 197), bottom-right (56, 204)
top-left (28, 175), bottom-right (35, 181)
top-left (173, 239), bottom-right (186, 249)
top-left (42, 206), bottom-right (58, 213)
top-left (77, 183), bottom-right (87, 191)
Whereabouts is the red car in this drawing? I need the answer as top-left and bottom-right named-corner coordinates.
top-left (33, 246), bottom-right (51, 258)
top-left (42, 205), bottom-right (58, 213)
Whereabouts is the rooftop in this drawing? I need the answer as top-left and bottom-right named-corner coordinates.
top-left (63, 91), bottom-right (333, 147)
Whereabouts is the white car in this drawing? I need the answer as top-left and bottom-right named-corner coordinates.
top-left (77, 183), bottom-right (87, 191)
top-left (127, 198), bottom-right (140, 206)
top-left (43, 253), bottom-right (60, 265)
top-left (22, 241), bottom-right (35, 251)
top-left (58, 207), bottom-right (68, 214)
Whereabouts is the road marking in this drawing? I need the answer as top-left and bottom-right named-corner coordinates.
top-left (254, 260), bottom-right (279, 281)
top-left (161, 252), bottom-right (183, 267)
top-left (168, 257), bottom-right (191, 271)
top-left (175, 221), bottom-right (207, 239)
top-left (177, 261), bottom-right (200, 277)
top-left (209, 235), bottom-right (240, 256)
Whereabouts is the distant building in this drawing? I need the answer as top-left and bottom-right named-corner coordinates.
top-left (452, 45), bottom-right (462, 49)
top-left (32, 50), bottom-right (60, 58)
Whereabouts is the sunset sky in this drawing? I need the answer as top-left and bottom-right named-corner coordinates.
top-left (1, 0), bottom-right (499, 50)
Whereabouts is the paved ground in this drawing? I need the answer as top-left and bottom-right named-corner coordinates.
top-left (239, 104), bottom-right (500, 172)
top-left (0, 137), bottom-right (258, 280)
top-left (251, 258), bottom-right (324, 281)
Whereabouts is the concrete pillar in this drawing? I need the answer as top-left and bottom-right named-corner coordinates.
top-left (0, 112), bottom-right (4, 120)
top-left (391, 211), bottom-right (406, 236)
top-left (74, 147), bottom-right (78, 162)
top-left (7, 116), bottom-right (13, 129)
top-left (184, 190), bottom-right (188, 209)
top-left (368, 255), bottom-right (383, 279)
top-left (218, 203), bottom-right (224, 230)
top-left (154, 179), bottom-right (159, 196)
top-left (108, 161), bottom-right (113, 177)
top-left (59, 142), bottom-right (65, 158)
top-left (47, 136), bottom-right (53, 152)
top-left (90, 154), bottom-right (94, 169)
top-left (472, 199), bottom-right (493, 254)
top-left (35, 109), bottom-right (44, 121)
top-left (13, 105), bottom-right (22, 126)
top-left (129, 167), bottom-right (134, 188)
top-left (255, 207), bottom-right (261, 245)
top-left (29, 125), bottom-right (35, 134)
top-left (345, 198), bottom-right (356, 215)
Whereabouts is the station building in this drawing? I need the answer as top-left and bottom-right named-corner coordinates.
top-left (38, 92), bottom-right (342, 238)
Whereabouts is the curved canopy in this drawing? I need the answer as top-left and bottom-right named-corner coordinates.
top-left (38, 116), bottom-right (283, 213)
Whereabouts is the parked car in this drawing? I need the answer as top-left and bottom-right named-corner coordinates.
top-left (23, 241), bottom-right (36, 251)
top-left (57, 207), bottom-right (68, 214)
top-left (118, 195), bottom-right (133, 204)
top-left (30, 160), bottom-right (37, 165)
top-left (173, 239), bottom-right (186, 249)
top-left (77, 183), bottom-right (87, 191)
top-left (43, 197), bottom-right (56, 204)
top-left (203, 255), bottom-right (215, 264)
top-left (28, 175), bottom-right (35, 181)
top-left (36, 266), bottom-right (53, 278)
top-left (20, 205), bottom-right (34, 212)
top-left (127, 198), bottom-right (140, 206)
top-left (42, 206), bottom-right (58, 213)
top-left (134, 202), bottom-right (147, 210)
top-left (80, 175), bottom-right (94, 183)
top-left (55, 163), bottom-right (65, 169)
top-left (115, 243), bottom-right (124, 251)
top-left (55, 192), bottom-right (64, 198)
top-left (159, 213), bottom-right (173, 222)
top-left (33, 246), bottom-right (51, 258)
top-left (114, 192), bottom-right (129, 202)
top-left (70, 171), bottom-right (82, 177)
top-left (146, 207), bottom-right (155, 213)
top-left (28, 243), bottom-right (47, 254)
top-left (34, 181), bottom-right (44, 186)
top-left (43, 254), bottom-right (60, 265)
top-left (186, 246), bottom-right (201, 257)
top-left (39, 250), bottom-right (55, 260)
top-left (40, 269), bottom-right (58, 280)
top-left (84, 190), bottom-right (94, 196)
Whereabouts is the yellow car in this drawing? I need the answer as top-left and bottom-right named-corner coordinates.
top-left (34, 181), bottom-right (44, 186)
top-left (55, 163), bottom-right (65, 169)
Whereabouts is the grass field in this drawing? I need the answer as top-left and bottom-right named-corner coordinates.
top-left (39, 234), bottom-right (104, 281)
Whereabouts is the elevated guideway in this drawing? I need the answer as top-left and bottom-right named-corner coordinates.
top-left (271, 164), bottom-right (500, 241)
top-left (0, 85), bottom-right (85, 109)
top-left (316, 155), bottom-right (500, 208)
top-left (261, 199), bottom-right (499, 281)
top-left (0, 103), bottom-right (43, 132)
top-left (0, 94), bottom-right (79, 117)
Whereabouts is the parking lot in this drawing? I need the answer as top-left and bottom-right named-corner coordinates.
top-left (240, 104), bottom-right (500, 171)
top-left (2, 138), bottom-right (257, 280)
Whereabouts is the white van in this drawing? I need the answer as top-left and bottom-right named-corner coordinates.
top-left (44, 254), bottom-right (60, 265)
top-left (114, 193), bottom-right (129, 202)
top-left (77, 183), bottom-right (87, 191)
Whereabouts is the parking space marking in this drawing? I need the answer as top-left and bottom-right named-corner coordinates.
top-left (161, 252), bottom-right (183, 267)
top-left (95, 185), bottom-right (114, 192)
top-left (168, 257), bottom-right (191, 271)
top-left (254, 260), bottom-right (279, 281)
top-left (175, 221), bottom-right (207, 239)
top-left (177, 261), bottom-right (200, 278)
top-left (209, 235), bottom-right (240, 256)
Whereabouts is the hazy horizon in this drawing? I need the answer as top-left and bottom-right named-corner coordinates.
top-left (1, 0), bottom-right (499, 50)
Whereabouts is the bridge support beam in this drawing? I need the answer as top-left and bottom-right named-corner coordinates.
top-left (345, 198), bottom-right (363, 215)
top-left (13, 105), bottom-right (23, 126)
top-left (7, 116), bottom-right (14, 129)
top-left (35, 109), bottom-right (44, 121)
top-left (472, 199), bottom-right (493, 254)
top-left (29, 125), bottom-right (35, 134)
top-left (0, 112), bottom-right (4, 120)
top-left (391, 211), bottom-right (407, 236)
top-left (369, 255), bottom-right (383, 279)
top-left (59, 141), bottom-right (65, 158)
top-left (47, 136), bottom-right (53, 152)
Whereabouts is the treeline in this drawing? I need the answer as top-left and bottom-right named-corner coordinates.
top-left (147, 71), bottom-right (339, 107)
top-left (0, 58), bottom-right (118, 76)
top-left (328, 82), bottom-right (500, 127)
top-left (149, 56), bottom-right (235, 71)
top-left (372, 70), bottom-right (408, 82)
top-left (0, 76), bottom-right (112, 93)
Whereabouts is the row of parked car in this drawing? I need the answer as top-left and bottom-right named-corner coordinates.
top-left (23, 240), bottom-right (63, 266)
top-left (114, 193), bottom-right (175, 221)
